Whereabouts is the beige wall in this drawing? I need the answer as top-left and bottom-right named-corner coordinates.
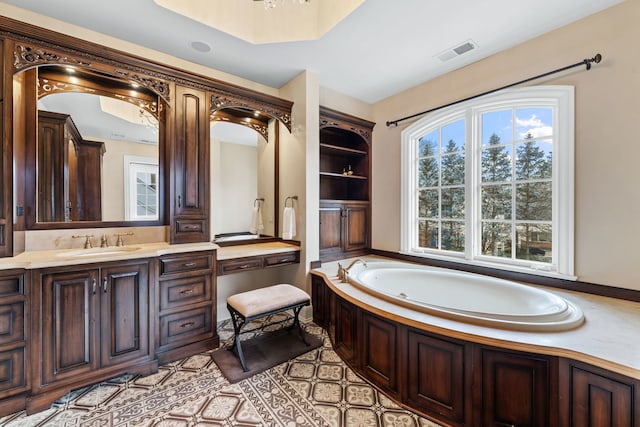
top-left (280, 70), bottom-right (320, 296)
top-left (371, 0), bottom-right (640, 290)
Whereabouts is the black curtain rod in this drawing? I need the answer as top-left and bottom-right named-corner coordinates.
top-left (386, 53), bottom-right (602, 127)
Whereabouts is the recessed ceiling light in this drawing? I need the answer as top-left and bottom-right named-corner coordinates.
top-left (190, 40), bottom-right (212, 53)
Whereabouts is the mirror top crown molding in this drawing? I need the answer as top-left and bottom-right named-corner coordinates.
top-left (38, 66), bottom-right (160, 119)
top-left (2, 16), bottom-right (294, 124)
top-left (210, 86), bottom-right (293, 133)
top-left (12, 42), bottom-right (172, 104)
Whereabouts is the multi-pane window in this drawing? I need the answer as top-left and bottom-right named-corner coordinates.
top-left (402, 86), bottom-right (574, 278)
top-left (417, 119), bottom-right (466, 252)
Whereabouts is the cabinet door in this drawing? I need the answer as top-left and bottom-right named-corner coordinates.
top-left (311, 276), bottom-right (330, 330)
top-left (319, 204), bottom-right (343, 256)
top-left (565, 361), bottom-right (638, 427)
top-left (479, 348), bottom-right (555, 427)
top-left (333, 296), bottom-right (358, 365)
top-left (361, 312), bottom-right (399, 397)
top-left (171, 85), bottom-right (209, 243)
top-left (343, 203), bottom-right (369, 252)
top-left (100, 262), bottom-right (150, 367)
top-left (407, 329), bottom-right (469, 426)
top-left (41, 269), bottom-right (100, 385)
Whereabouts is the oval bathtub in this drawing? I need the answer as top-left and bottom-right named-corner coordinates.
top-left (347, 262), bottom-right (584, 332)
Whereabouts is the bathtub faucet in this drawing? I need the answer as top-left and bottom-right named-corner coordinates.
top-left (338, 259), bottom-right (368, 282)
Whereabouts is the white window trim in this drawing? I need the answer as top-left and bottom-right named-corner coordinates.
top-left (401, 86), bottom-right (575, 279)
top-left (124, 155), bottom-right (159, 221)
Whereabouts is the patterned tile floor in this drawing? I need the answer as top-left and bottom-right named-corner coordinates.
top-left (1, 316), bottom-right (441, 426)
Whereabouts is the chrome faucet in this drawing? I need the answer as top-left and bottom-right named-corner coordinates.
top-left (72, 234), bottom-right (94, 249)
top-left (338, 258), bottom-right (368, 282)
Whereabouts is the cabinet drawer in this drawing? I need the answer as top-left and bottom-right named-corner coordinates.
top-left (159, 275), bottom-right (212, 311)
top-left (159, 307), bottom-right (213, 347)
top-left (0, 303), bottom-right (25, 345)
top-left (0, 347), bottom-right (26, 394)
top-left (217, 258), bottom-right (262, 275)
top-left (161, 254), bottom-right (212, 275)
top-left (263, 251), bottom-right (299, 267)
top-left (0, 275), bottom-right (24, 297)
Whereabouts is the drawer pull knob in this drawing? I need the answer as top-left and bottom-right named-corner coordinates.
top-left (240, 264), bottom-right (251, 269)
top-left (180, 288), bottom-right (194, 295)
top-left (103, 277), bottom-right (108, 293)
top-left (183, 262), bottom-right (196, 267)
top-left (92, 278), bottom-right (97, 295)
top-left (180, 321), bottom-right (195, 329)
top-left (280, 258), bottom-right (291, 262)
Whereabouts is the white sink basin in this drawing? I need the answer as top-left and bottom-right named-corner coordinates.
top-left (58, 246), bottom-right (142, 258)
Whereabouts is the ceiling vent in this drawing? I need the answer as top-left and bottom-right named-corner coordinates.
top-left (436, 39), bottom-right (478, 62)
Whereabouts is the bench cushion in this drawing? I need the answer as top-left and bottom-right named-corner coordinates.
top-left (227, 284), bottom-right (310, 318)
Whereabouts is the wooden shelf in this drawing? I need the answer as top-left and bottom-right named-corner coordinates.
top-left (320, 171), bottom-right (368, 180)
top-left (320, 143), bottom-right (367, 156)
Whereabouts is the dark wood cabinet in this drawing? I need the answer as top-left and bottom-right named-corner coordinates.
top-left (333, 295), bottom-right (358, 365)
top-left (478, 347), bottom-right (556, 427)
top-left (561, 360), bottom-right (639, 427)
top-left (156, 250), bottom-right (218, 363)
top-left (170, 85), bottom-right (210, 244)
top-left (217, 250), bottom-right (300, 276)
top-left (360, 311), bottom-right (399, 397)
top-left (0, 269), bottom-right (28, 415)
top-left (99, 263), bottom-right (151, 367)
top-left (319, 107), bottom-right (374, 260)
top-left (311, 275), bottom-right (331, 330)
top-left (406, 328), bottom-right (470, 426)
top-left (0, 38), bottom-right (10, 258)
top-left (319, 200), bottom-right (369, 258)
top-left (30, 260), bottom-right (156, 413)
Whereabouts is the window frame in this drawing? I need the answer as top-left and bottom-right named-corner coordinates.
top-left (401, 86), bottom-right (575, 279)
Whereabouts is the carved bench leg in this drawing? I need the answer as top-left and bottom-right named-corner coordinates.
top-left (290, 305), bottom-right (309, 346)
top-left (227, 305), bottom-right (249, 372)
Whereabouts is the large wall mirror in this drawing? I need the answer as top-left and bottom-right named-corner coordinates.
top-left (210, 108), bottom-right (278, 243)
top-left (18, 65), bottom-right (163, 229)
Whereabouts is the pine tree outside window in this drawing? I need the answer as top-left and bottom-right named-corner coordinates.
top-left (401, 86), bottom-right (574, 279)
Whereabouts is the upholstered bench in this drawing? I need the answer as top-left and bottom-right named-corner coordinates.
top-left (226, 284), bottom-right (311, 371)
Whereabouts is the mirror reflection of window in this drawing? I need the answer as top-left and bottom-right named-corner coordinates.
top-left (124, 156), bottom-right (159, 221)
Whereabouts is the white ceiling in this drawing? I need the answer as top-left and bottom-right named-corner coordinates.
top-left (2, 0), bottom-right (623, 103)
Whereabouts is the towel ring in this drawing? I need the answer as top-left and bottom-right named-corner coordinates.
top-left (254, 198), bottom-right (264, 207)
top-left (285, 195), bottom-right (298, 207)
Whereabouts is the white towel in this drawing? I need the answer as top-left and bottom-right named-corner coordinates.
top-left (282, 206), bottom-right (296, 240)
top-left (249, 205), bottom-right (264, 235)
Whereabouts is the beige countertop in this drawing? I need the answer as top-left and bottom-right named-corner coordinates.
top-left (312, 255), bottom-right (640, 380)
top-left (216, 241), bottom-right (300, 260)
top-left (0, 241), bottom-right (219, 270)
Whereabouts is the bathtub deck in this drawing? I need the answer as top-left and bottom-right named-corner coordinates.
top-left (312, 255), bottom-right (640, 380)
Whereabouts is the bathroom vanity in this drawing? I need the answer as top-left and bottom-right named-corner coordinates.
top-left (0, 243), bottom-right (218, 414)
top-left (0, 15), bottom-right (297, 417)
